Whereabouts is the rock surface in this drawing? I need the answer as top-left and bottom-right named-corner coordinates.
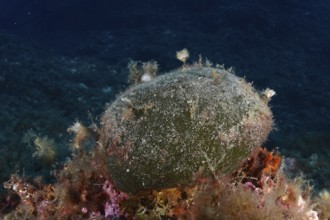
top-left (99, 66), bottom-right (273, 192)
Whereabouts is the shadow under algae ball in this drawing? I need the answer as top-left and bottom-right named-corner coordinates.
top-left (99, 66), bottom-right (274, 193)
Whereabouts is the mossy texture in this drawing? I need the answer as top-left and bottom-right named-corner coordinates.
top-left (99, 66), bottom-right (273, 192)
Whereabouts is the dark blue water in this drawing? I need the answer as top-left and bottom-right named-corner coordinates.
top-left (0, 0), bottom-right (329, 191)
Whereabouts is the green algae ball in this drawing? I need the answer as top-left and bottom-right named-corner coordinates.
top-left (99, 66), bottom-right (273, 193)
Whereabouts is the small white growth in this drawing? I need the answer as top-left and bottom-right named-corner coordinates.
top-left (141, 73), bottom-right (153, 82)
top-left (121, 97), bottom-right (132, 104)
top-left (318, 189), bottom-right (330, 200)
top-left (297, 195), bottom-right (306, 209)
top-left (305, 210), bottom-right (319, 220)
top-left (263, 88), bottom-right (276, 99)
top-left (176, 48), bottom-right (189, 64)
top-left (12, 184), bottom-right (18, 192)
top-left (81, 207), bottom-right (88, 214)
top-left (68, 121), bottom-right (83, 134)
top-left (297, 195), bottom-right (319, 220)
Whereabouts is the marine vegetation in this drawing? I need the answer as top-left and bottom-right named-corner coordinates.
top-left (0, 51), bottom-right (327, 220)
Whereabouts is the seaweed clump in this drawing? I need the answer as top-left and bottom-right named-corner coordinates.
top-left (1, 146), bottom-right (321, 220)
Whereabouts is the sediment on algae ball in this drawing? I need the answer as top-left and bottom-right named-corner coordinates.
top-left (99, 66), bottom-right (273, 193)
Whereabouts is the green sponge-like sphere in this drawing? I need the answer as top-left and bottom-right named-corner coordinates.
top-left (99, 66), bottom-right (273, 193)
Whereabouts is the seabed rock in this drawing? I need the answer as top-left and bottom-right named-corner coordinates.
top-left (99, 66), bottom-right (273, 193)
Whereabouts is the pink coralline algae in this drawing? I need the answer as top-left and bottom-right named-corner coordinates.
top-left (102, 180), bottom-right (129, 218)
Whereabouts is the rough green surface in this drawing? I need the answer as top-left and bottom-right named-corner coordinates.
top-left (99, 66), bottom-right (273, 193)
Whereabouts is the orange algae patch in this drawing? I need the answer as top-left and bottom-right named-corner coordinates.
top-left (262, 148), bottom-right (281, 176)
top-left (233, 147), bottom-right (282, 187)
top-left (121, 186), bottom-right (197, 219)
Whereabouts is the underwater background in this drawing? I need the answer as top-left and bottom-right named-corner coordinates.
top-left (0, 0), bottom-right (329, 202)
